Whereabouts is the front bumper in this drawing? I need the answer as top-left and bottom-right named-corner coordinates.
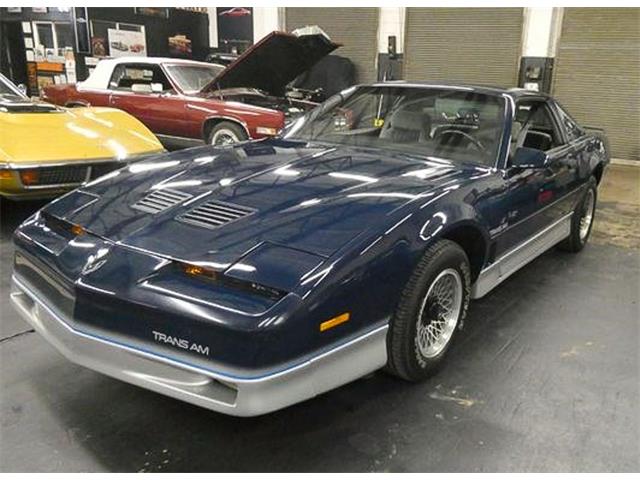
top-left (10, 274), bottom-right (388, 416)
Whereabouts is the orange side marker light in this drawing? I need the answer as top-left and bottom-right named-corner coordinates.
top-left (319, 312), bottom-right (350, 332)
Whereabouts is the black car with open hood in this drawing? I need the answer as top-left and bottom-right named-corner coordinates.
top-left (201, 26), bottom-right (341, 102)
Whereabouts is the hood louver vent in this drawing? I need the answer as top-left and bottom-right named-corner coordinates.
top-left (132, 188), bottom-right (192, 214)
top-left (179, 200), bottom-right (256, 229)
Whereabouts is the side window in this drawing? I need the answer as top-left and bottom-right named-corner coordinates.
top-left (108, 64), bottom-right (172, 93)
top-left (511, 100), bottom-right (564, 153)
top-left (553, 101), bottom-right (584, 142)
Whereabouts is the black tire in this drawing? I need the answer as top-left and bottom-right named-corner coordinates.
top-left (558, 176), bottom-right (597, 253)
top-left (386, 239), bottom-right (471, 381)
top-left (206, 121), bottom-right (248, 146)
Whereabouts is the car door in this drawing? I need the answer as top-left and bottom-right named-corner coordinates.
top-left (548, 99), bottom-right (589, 205)
top-left (483, 98), bottom-right (575, 258)
top-left (107, 63), bottom-right (187, 136)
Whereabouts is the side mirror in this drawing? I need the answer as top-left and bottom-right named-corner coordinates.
top-left (511, 146), bottom-right (549, 169)
top-left (17, 83), bottom-right (27, 95)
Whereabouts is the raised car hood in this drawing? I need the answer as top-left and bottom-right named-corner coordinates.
top-left (201, 29), bottom-right (340, 97)
top-left (44, 139), bottom-right (476, 268)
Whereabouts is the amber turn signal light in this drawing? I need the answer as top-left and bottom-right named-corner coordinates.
top-left (20, 170), bottom-right (39, 186)
top-left (0, 169), bottom-right (13, 180)
top-left (319, 312), bottom-right (350, 332)
top-left (70, 224), bottom-right (85, 236)
top-left (181, 263), bottom-right (217, 280)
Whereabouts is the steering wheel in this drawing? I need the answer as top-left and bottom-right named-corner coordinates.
top-left (434, 129), bottom-right (485, 152)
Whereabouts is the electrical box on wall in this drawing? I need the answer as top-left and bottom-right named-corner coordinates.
top-left (518, 57), bottom-right (554, 94)
top-left (378, 35), bottom-right (402, 82)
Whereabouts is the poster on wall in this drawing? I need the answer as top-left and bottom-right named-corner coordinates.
top-left (217, 7), bottom-right (253, 54)
top-left (135, 7), bottom-right (169, 19)
top-left (168, 35), bottom-right (192, 57)
top-left (91, 37), bottom-right (107, 57)
top-left (107, 29), bottom-right (147, 58)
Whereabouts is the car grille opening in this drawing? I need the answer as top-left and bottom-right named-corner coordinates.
top-left (132, 188), bottom-right (193, 214)
top-left (178, 200), bottom-right (255, 229)
top-left (21, 166), bottom-right (89, 187)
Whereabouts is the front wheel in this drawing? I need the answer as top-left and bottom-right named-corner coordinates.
top-left (386, 240), bottom-right (471, 381)
top-left (558, 176), bottom-right (597, 253)
top-left (206, 121), bottom-right (248, 146)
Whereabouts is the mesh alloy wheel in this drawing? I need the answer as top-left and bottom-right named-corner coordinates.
top-left (415, 268), bottom-right (463, 359)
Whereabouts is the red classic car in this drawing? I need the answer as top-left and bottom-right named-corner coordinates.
top-left (43, 29), bottom-right (339, 147)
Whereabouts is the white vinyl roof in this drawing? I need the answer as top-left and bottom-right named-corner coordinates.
top-left (80, 56), bottom-right (213, 90)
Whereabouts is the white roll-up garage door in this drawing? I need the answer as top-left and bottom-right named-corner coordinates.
top-left (404, 8), bottom-right (524, 87)
top-left (285, 7), bottom-right (379, 84)
top-left (553, 8), bottom-right (640, 161)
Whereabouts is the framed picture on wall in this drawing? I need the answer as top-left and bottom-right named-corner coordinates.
top-left (91, 37), bottom-right (107, 57)
top-left (217, 7), bottom-right (253, 54)
top-left (135, 7), bottom-right (169, 19)
top-left (168, 34), bottom-right (192, 56)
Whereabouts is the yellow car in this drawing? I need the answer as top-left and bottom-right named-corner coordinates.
top-left (0, 73), bottom-right (164, 200)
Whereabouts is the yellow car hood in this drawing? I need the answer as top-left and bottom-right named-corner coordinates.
top-left (0, 106), bottom-right (163, 164)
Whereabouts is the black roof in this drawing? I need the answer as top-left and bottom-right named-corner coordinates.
top-left (370, 81), bottom-right (550, 99)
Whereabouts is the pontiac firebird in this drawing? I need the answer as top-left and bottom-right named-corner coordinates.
top-left (11, 83), bottom-right (608, 416)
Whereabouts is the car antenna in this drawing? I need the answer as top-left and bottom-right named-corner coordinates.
top-left (216, 81), bottom-right (224, 100)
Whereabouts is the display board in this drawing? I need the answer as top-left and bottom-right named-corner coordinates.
top-left (217, 7), bottom-right (253, 54)
top-left (107, 28), bottom-right (147, 57)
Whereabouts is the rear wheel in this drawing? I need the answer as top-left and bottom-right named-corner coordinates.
top-left (558, 176), bottom-right (597, 253)
top-left (206, 121), bottom-right (248, 146)
top-left (386, 240), bottom-right (471, 381)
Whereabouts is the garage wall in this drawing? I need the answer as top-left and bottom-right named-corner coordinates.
top-left (285, 7), bottom-right (379, 83)
top-left (404, 8), bottom-right (524, 87)
top-left (553, 8), bottom-right (640, 161)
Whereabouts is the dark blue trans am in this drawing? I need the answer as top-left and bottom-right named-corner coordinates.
top-left (11, 83), bottom-right (609, 416)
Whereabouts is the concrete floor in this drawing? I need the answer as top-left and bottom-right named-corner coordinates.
top-left (0, 165), bottom-right (638, 472)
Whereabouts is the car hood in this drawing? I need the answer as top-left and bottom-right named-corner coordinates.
top-left (44, 139), bottom-right (479, 268)
top-left (0, 106), bottom-right (163, 164)
top-left (200, 29), bottom-right (340, 97)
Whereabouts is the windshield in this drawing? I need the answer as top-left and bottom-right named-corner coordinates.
top-left (284, 86), bottom-right (506, 166)
top-left (164, 64), bottom-right (224, 94)
top-left (0, 75), bottom-right (24, 97)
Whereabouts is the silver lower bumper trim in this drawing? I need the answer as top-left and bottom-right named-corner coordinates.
top-left (10, 275), bottom-right (388, 416)
top-left (471, 213), bottom-right (573, 299)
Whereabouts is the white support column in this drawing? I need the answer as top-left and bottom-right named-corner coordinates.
top-left (253, 7), bottom-right (282, 42)
top-left (377, 7), bottom-right (406, 54)
top-left (522, 7), bottom-right (564, 58)
top-left (207, 7), bottom-right (218, 48)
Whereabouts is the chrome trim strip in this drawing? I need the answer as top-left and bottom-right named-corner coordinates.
top-left (10, 274), bottom-right (389, 416)
top-left (5, 151), bottom-right (164, 170)
top-left (471, 213), bottom-right (573, 299)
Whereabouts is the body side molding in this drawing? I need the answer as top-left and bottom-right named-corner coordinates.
top-left (471, 213), bottom-right (573, 299)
